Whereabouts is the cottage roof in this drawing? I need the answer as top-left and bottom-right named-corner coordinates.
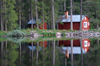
top-left (28, 46), bottom-right (42, 51)
top-left (60, 15), bottom-right (86, 22)
top-left (28, 19), bottom-right (42, 24)
top-left (57, 47), bottom-right (87, 54)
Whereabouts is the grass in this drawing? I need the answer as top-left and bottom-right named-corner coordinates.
top-left (1, 28), bottom-right (100, 37)
top-left (0, 30), bottom-right (7, 36)
top-left (0, 37), bottom-right (7, 42)
top-left (89, 29), bottom-right (100, 31)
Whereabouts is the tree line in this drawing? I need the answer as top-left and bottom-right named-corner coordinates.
top-left (0, 0), bottom-right (100, 31)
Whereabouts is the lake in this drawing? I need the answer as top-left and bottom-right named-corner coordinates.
top-left (0, 37), bottom-right (100, 66)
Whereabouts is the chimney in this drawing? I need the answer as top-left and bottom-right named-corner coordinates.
top-left (65, 50), bottom-right (69, 59)
top-left (64, 11), bottom-right (68, 19)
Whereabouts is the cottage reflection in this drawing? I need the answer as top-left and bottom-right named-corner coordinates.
top-left (57, 39), bottom-right (90, 54)
top-left (28, 41), bottom-right (47, 51)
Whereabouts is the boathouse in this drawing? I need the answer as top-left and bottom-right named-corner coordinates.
top-left (57, 11), bottom-right (90, 30)
top-left (28, 19), bottom-right (47, 29)
top-left (58, 39), bottom-right (90, 54)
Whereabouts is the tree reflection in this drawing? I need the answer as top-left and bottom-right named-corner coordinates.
top-left (1, 41), bottom-right (4, 66)
top-left (2, 38), bottom-right (100, 66)
top-left (0, 41), bottom-right (19, 66)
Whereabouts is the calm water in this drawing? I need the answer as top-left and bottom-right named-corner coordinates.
top-left (0, 38), bottom-right (100, 66)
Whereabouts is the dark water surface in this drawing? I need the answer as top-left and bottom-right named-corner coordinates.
top-left (0, 38), bottom-right (100, 66)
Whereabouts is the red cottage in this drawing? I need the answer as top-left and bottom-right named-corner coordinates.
top-left (28, 41), bottom-right (47, 51)
top-left (58, 39), bottom-right (90, 54)
top-left (28, 19), bottom-right (47, 29)
top-left (57, 11), bottom-right (90, 30)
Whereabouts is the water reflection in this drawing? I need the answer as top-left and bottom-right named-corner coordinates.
top-left (1, 38), bottom-right (100, 66)
top-left (58, 39), bottom-right (90, 54)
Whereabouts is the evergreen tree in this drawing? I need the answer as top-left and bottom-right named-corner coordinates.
top-left (35, 0), bottom-right (39, 29)
top-left (0, 0), bottom-right (3, 31)
top-left (3, 0), bottom-right (18, 31)
top-left (52, 0), bottom-right (55, 30)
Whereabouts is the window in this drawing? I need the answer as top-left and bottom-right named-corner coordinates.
top-left (84, 22), bottom-right (87, 28)
top-left (84, 41), bottom-right (87, 47)
top-left (85, 17), bottom-right (86, 20)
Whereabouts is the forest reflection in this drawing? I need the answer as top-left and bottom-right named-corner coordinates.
top-left (0, 38), bottom-right (100, 66)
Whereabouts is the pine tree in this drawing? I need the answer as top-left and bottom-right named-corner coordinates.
top-left (42, 0), bottom-right (45, 29)
top-left (52, 0), bottom-right (55, 30)
top-left (0, 0), bottom-right (3, 31)
top-left (35, 0), bottom-right (39, 29)
top-left (64, 0), bottom-right (66, 11)
top-left (3, 0), bottom-right (18, 31)
top-left (83, 0), bottom-right (100, 29)
top-left (70, 0), bottom-right (73, 30)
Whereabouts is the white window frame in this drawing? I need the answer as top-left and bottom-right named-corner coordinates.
top-left (85, 17), bottom-right (86, 20)
top-left (84, 22), bottom-right (87, 28)
top-left (84, 41), bottom-right (88, 47)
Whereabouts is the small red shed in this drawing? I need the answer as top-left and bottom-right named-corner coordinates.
top-left (58, 39), bottom-right (90, 54)
top-left (57, 11), bottom-right (90, 30)
top-left (28, 41), bottom-right (47, 51)
top-left (28, 19), bottom-right (47, 29)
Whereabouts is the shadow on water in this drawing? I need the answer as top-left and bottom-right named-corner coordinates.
top-left (0, 36), bottom-right (100, 66)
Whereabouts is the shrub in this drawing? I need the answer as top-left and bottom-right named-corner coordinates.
top-left (7, 30), bottom-right (26, 37)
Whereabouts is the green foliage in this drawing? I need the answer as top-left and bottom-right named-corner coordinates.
top-left (7, 37), bottom-right (26, 43)
top-left (7, 42), bottom-right (18, 66)
top-left (41, 32), bottom-right (56, 38)
top-left (0, 30), bottom-right (7, 36)
top-left (0, 37), bottom-right (7, 42)
top-left (3, 0), bottom-right (18, 31)
top-left (7, 30), bottom-right (26, 37)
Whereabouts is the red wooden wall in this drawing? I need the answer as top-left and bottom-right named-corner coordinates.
top-left (29, 41), bottom-right (47, 48)
top-left (29, 22), bottom-right (47, 29)
top-left (59, 39), bottom-right (80, 46)
top-left (82, 16), bottom-right (90, 30)
top-left (58, 39), bottom-right (90, 52)
top-left (82, 39), bottom-right (90, 52)
top-left (58, 22), bottom-right (80, 30)
top-left (29, 24), bottom-right (36, 29)
top-left (58, 16), bottom-right (90, 30)
top-left (39, 22), bottom-right (47, 30)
